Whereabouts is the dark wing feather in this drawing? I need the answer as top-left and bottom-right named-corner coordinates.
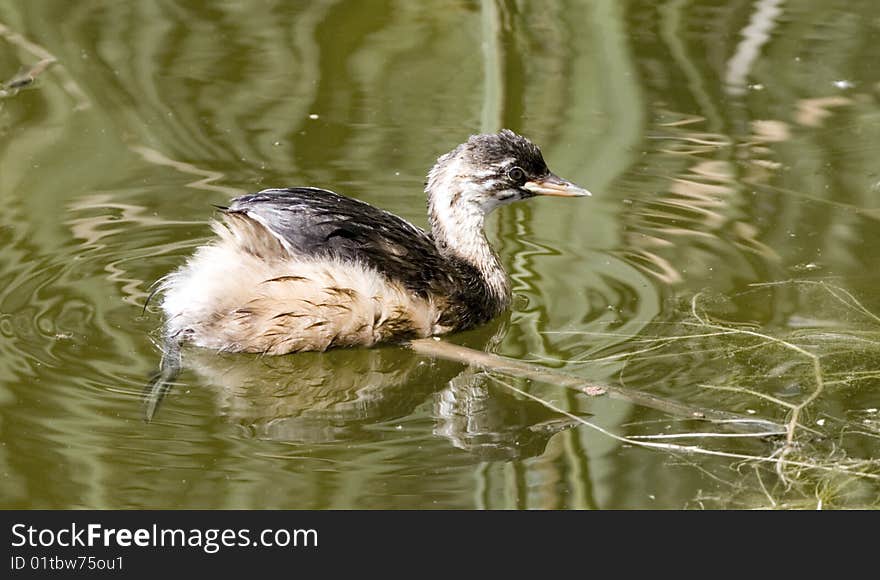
top-left (227, 187), bottom-right (456, 297)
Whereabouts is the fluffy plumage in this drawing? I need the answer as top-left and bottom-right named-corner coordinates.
top-left (157, 129), bottom-right (588, 355)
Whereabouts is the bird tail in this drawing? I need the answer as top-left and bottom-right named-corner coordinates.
top-left (142, 335), bottom-right (182, 422)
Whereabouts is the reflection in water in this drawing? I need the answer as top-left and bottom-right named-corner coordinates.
top-left (616, 110), bottom-right (781, 289)
top-left (795, 96), bottom-right (852, 128)
top-left (178, 347), bottom-right (440, 443)
top-left (155, 325), bottom-right (574, 462)
top-left (129, 146), bottom-right (245, 196)
top-left (724, 0), bottom-right (785, 96)
top-left (434, 370), bottom-right (579, 461)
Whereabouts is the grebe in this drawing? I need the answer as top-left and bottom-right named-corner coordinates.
top-left (157, 129), bottom-right (589, 355)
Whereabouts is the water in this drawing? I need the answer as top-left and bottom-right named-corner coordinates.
top-left (2, 0), bottom-right (880, 509)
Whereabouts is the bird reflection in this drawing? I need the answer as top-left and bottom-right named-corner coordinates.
top-left (146, 324), bottom-right (576, 460)
top-left (179, 345), bottom-right (441, 443)
top-left (434, 370), bottom-right (579, 461)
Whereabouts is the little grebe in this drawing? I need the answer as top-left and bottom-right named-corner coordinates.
top-left (157, 129), bottom-right (589, 354)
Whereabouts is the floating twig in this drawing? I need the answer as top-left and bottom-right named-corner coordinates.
top-left (483, 373), bottom-right (880, 481)
top-left (0, 20), bottom-right (90, 108)
top-left (408, 337), bottom-right (784, 433)
top-left (0, 57), bottom-right (55, 96)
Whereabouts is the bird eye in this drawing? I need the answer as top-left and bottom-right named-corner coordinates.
top-left (507, 167), bottom-right (526, 183)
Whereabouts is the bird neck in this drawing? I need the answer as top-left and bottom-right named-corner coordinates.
top-left (427, 186), bottom-right (511, 313)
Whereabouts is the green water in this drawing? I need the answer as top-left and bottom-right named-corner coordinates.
top-left (2, 0), bottom-right (880, 509)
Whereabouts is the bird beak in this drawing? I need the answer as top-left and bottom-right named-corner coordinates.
top-left (522, 173), bottom-right (591, 197)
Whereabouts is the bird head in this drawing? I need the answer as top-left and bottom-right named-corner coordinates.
top-left (427, 129), bottom-right (590, 216)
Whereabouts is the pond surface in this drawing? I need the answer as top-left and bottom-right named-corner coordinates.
top-left (2, 0), bottom-right (880, 509)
